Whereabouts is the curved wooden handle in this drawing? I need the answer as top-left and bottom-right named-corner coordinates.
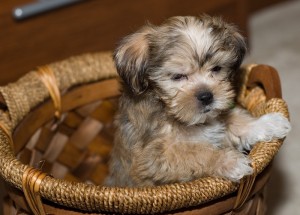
top-left (233, 64), bottom-right (283, 213)
top-left (247, 65), bottom-right (282, 100)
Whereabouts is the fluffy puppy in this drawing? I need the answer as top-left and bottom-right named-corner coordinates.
top-left (106, 15), bottom-right (291, 187)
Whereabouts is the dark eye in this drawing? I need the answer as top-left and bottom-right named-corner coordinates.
top-left (172, 74), bottom-right (188, 81)
top-left (212, 66), bottom-right (222, 72)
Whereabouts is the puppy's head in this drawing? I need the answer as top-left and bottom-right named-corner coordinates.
top-left (114, 15), bottom-right (246, 125)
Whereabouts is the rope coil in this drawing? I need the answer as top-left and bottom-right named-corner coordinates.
top-left (0, 123), bottom-right (14, 152)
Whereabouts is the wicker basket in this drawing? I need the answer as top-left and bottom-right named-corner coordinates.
top-left (0, 52), bottom-right (289, 215)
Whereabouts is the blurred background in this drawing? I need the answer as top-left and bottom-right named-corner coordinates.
top-left (245, 1), bottom-right (300, 214)
top-left (0, 0), bottom-right (299, 214)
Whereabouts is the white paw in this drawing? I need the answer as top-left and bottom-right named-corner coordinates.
top-left (216, 150), bottom-right (253, 182)
top-left (253, 113), bottom-right (291, 142)
top-left (242, 113), bottom-right (291, 149)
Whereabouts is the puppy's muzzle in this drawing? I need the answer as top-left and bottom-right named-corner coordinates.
top-left (197, 91), bottom-right (214, 106)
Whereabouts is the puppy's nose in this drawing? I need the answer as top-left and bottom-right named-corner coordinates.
top-left (197, 91), bottom-right (214, 105)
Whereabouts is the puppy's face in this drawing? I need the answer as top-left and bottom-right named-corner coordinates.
top-left (114, 16), bottom-right (246, 125)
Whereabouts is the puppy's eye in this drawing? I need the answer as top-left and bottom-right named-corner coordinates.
top-left (172, 74), bottom-right (188, 81)
top-left (212, 66), bottom-right (222, 73)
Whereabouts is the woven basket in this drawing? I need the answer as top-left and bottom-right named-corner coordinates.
top-left (0, 52), bottom-right (289, 215)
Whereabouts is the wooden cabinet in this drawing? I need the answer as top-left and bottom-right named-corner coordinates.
top-left (0, 0), bottom-right (248, 85)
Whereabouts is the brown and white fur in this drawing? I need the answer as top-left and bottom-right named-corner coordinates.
top-left (106, 15), bottom-right (291, 187)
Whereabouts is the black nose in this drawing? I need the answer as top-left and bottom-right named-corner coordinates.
top-left (197, 91), bottom-right (214, 105)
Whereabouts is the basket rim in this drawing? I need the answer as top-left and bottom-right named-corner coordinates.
top-left (0, 53), bottom-right (289, 214)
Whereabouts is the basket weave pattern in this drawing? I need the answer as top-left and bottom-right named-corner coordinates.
top-left (0, 52), bottom-right (289, 214)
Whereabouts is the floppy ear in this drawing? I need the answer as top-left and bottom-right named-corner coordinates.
top-left (230, 31), bottom-right (247, 70)
top-left (114, 25), bottom-right (155, 95)
top-left (205, 15), bottom-right (247, 71)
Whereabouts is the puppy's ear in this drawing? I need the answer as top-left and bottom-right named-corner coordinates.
top-left (230, 31), bottom-right (247, 70)
top-left (206, 15), bottom-right (247, 70)
top-left (114, 25), bottom-right (155, 95)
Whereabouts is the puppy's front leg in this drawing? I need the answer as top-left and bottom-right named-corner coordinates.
top-left (131, 139), bottom-right (253, 185)
top-left (226, 107), bottom-right (291, 151)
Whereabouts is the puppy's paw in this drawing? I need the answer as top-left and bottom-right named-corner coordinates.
top-left (237, 113), bottom-right (291, 150)
top-left (259, 112), bottom-right (291, 138)
top-left (215, 150), bottom-right (253, 182)
top-left (249, 113), bottom-right (291, 144)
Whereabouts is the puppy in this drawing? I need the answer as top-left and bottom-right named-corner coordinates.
top-left (106, 15), bottom-right (291, 187)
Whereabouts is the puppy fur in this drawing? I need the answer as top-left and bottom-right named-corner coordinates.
top-left (106, 15), bottom-right (291, 187)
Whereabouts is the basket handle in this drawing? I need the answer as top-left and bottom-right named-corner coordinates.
top-left (246, 65), bottom-right (282, 100)
top-left (232, 65), bottom-right (282, 213)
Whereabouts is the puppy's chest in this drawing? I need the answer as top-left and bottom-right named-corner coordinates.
top-left (170, 121), bottom-right (226, 146)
